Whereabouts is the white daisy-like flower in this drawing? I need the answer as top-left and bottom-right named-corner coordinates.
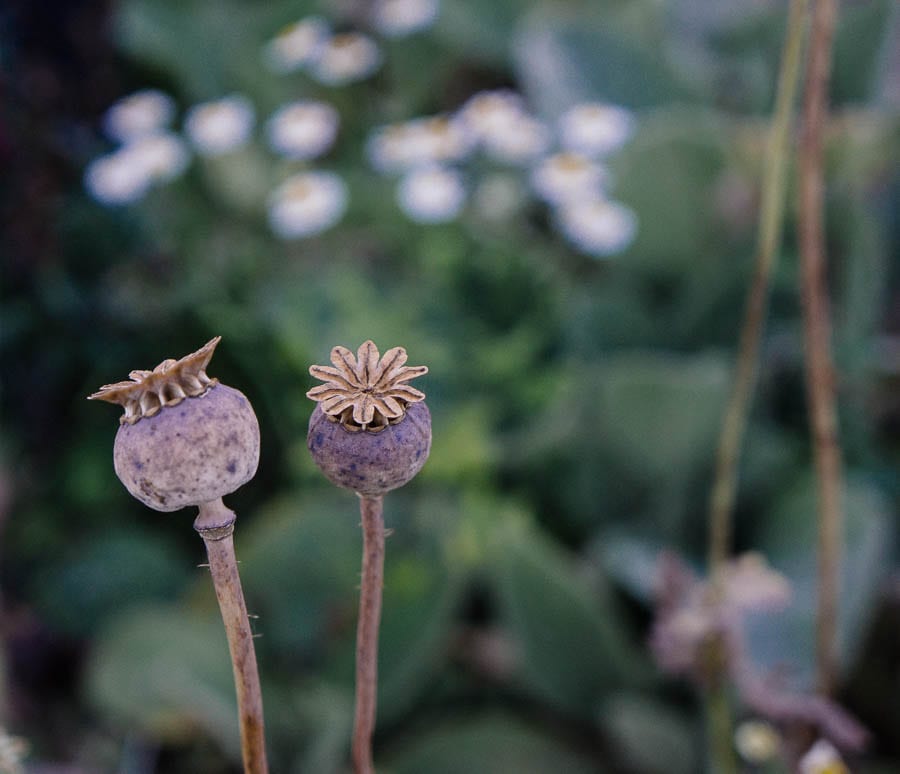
top-left (372, 0), bottom-right (440, 38)
top-left (396, 165), bottom-right (466, 224)
top-left (266, 101), bottom-right (339, 160)
top-left (310, 33), bottom-right (382, 86)
top-left (103, 89), bottom-right (175, 143)
top-left (456, 90), bottom-right (527, 141)
top-left (366, 116), bottom-right (473, 174)
top-left (84, 132), bottom-right (190, 206)
top-left (124, 132), bottom-right (190, 183)
top-left (457, 90), bottom-right (550, 164)
top-left (263, 16), bottom-right (330, 73)
top-left (473, 173), bottom-right (526, 221)
top-left (84, 150), bottom-right (152, 205)
top-left (530, 151), bottom-right (609, 204)
top-left (184, 95), bottom-right (255, 157)
top-left (267, 171), bottom-right (348, 238)
top-left (798, 740), bottom-right (848, 774)
top-left (559, 102), bottom-right (635, 157)
top-left (482, 114), bottom-right (551, 164)
top-left (555, 197), bottom-right (638, 257)
top-left (734, 720), bottom-right (780, 764)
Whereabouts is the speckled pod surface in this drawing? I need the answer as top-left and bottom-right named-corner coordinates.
top-left (308, 401), bottom-right (431, 496)
top-left (113, 384), bottom-right (260, 512)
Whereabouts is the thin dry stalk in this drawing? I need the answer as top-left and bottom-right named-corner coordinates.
top-left (707, 0), bottom-right (809, 578)
top-left (798, 0), bottom-right (843, 698)
top-left (352, 495), bottom-right (385, 774)
top-left (195, 498), bottom-right (269, 774)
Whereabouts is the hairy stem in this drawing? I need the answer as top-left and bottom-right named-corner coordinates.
top-left (195, 498), bottom-right (269, 774)
top-left (352, 495), bottom-right (385, 774)
top-left (798, 0), bottom-right (842, 698)
top-left (707, 0), bottom-right (809, 577)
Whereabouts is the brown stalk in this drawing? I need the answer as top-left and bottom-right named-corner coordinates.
top-left (352, 494), bottom-right (385, 774)
top-left (195, 498), bottom-right (269, 774)
top-left (798, 0), bottom-right (842, 697)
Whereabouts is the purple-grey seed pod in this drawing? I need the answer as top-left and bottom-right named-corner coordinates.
top-left (308, 401), bottom-right (431, 496)
top-left (90, 337), bottom-right (260, 512)
top-left (306, 340), bottom-right (431, 495)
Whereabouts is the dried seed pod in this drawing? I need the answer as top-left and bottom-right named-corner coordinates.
top-left (89, 337), bottom-right (260, 511)
top-left (306, 340), bottom-right (431, 495)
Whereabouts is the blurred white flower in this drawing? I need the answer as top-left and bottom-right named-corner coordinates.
top-left (457, 90), bottom-right (550, 164)
top-left (473, 173), bottom-right (526, 221)
top-left (103, 89), bottom-right (175, 142)
top-left (556, 198), bottom-right (637, 257)
top-left (185, 95), bottom-right (255, 156)
top-left (372, 0), bottom-right (440, 38)
top-left (310, 33), bottom-right (381, 85)
top-left (397, 165), bottom-right (466, 223)
top-left (268, 171), bottom-right (348, 238)
top-left (85, 150), bottom-right (152, 205)
top-left (0, 726), bottom-right (27, 774)
top-left (263, 16), bottom-right (329, 73)
top-left (559, 102), bottom-right (635, 157)
top-left (798, 740), bottom-right (848, 774)
top-left (530, 151), bottom-right (609, 204)
top-left (367, 116), bottom-right (473, 173)
top-left (84, 132), bottom-right (190, 206)
top-left (266, 101), bottom-right (339, 160)
top-left (734, 720), bottom-right (780, 764)
top-left (482, 114), bottom-right (550, 164)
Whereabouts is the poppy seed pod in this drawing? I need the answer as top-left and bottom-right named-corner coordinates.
top-left (89, 337), bottom-right (260, 512)
top-left (306, 340), bottom-right (431, 496)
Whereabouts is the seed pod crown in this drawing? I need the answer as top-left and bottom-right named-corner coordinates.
top-left (306, 340), bottom-right (427, 432)
top-left (89, 337), bottom-right (220, 423)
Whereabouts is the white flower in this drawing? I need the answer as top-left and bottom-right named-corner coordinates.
top-left (723, 552), bottom-right (792, 613)
top-left (185, 95), bottom-right (255, 156)
top-left (266, 101), bottom-right (339, 160)
top-left (482, 114), bottom-right (550, 164)
top-left (372, 0), bottom-right (440, 38)
top-left (263, 17), bottom-right (329, 73)
top-left (555, 198), bottom-right (638, 257)
top-left (530, 151), bottom-right (609, 204)
top-left (798, 740), bottom-right (848, 774)
top-left (367, 116), bottom-right (473, 173)
top-left (84, 150), bottom-right (152, 205)
top-left (103, 89), bottom-right (175, 142)
top-left (734, 720), bottom-right (780, 764)
top-left (473, 173), bottom-right (526, 221)
top-left (559, 102), bottom-right (635, 157)
top-left (84, 132), bottom-right (190, 206)
top-left (396, 165), bottom-right (466, 223)
top-left (310, 33), bottom-right (381, 86)
top-left (457, 90), bottom-right (550, 164)
top-left (267, 171), bottom-right (348, 238)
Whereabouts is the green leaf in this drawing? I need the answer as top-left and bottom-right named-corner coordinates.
top-left (33, 528), bottom-right (190, 637)
top-left (596, 352), bottom-right (729, 482)
top-left (490, 515), bottom-right (648, 715)
top-left (385, 712), bottom-right (599, 774)
top-left (747, 475), bottom-right (893, 685)
top-left (86, 605), bottom-right (240, 758)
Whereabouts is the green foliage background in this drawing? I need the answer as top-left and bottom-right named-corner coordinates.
top-left (1, 0), bottom-right (898, 771)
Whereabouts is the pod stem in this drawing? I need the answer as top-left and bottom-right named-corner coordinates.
top-left (195, 498), bottom-right (269, 774)
top-left (352, 494), bottom-right (385, 774)
top-left (798, 0), bottom-right (842, 698)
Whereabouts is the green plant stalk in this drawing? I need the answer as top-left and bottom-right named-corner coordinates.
top-left (703, 4), bottom-right (809, 772)
top-left (707, 0), bottom-right (810, 577)
top-left (195, 498), bottom-right (269, 774)
top-left (352, 495), bottom-right (385, 774)
top-left (798, 0), bottom-right (842, 698)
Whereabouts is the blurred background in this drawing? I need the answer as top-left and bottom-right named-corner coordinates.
top-left (1, 0), bottom-right (898, 771)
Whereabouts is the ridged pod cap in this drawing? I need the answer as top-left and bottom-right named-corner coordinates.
top-left (306, 341), bottom-right (431, 495)
top-left (89, 337), bottom-right (260, 512)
